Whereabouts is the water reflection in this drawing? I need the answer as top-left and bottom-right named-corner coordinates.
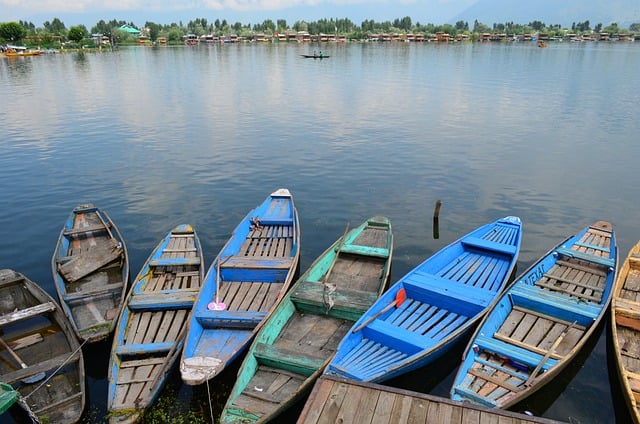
top-left (1, 42), bottom-right (639, 423)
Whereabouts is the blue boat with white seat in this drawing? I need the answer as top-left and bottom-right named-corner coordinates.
top-left (180, 189), bottom-right (300, 385)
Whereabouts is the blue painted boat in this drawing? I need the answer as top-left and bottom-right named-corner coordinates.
top-left (180, 189), bottom-right (300, 385)
top-left (220, 216), bottom-right (393, 423)
top-left (52, 203), bottom-right (129, 343)
top-left (326, 216), bottom-right (522, 383)
top-left (450, 221), bottom-right (616, 409)
top-left (108, 224), bottom-right (204, 424)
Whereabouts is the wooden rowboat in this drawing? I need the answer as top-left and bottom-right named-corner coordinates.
top-left (180, 188), bottom-right (300, 385)
top-left (451, 221), bottom-right (616, 408)
top-left (108, 224), bottom-right (204, 423)
top-left (220, 216), bottom-right (393, 423)
top-left (0, 269), bottom-right (85, 423)
top-left (326, 216), bottom-right (522, 383)
top-left (611, 240), bottom-right (640, 423)
top-left (52, 203), bottom-right (129, 343)
top-left (300, 54), bottom-right (330, 59)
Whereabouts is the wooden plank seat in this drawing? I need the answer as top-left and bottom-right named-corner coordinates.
top-left (253, 342), bottom-right (325, 377)
top-left (63, 223), bottom-right (111, 236)
top-left (338, 244), bottom-right (389, 259)
top-left (364, 319), bottom-right (429, 354)
top-left (473, 355), bottom-right (530, 382)
top-left (127, 292), bottom-right (197, 311)
top-left (451, 386), bottom-right (499, 408)
top-left (115, 341), bottom-right (175, 356)
top-left (221, 256), bottom-right (294, 270)
top-left (574, 241), bottom-right (610, 252)
top-left (509, 283), bottom-right (600, 322)
top-left (403, 273), bottom-right (495, 316)
top-left (474, 335), bottom-right (559, 370)
top-left (616, 298), bottom-right (640, 317)
top-left (461, 236), bottom-right (518, 256)
top-left (149, 257), bottom-right (201, 267)
top-left (555, 247), bottom-right (615, 268)
top-left (0, 302), bottom-right (56, 326)
top-left (3, 351), bottom-right (81, 384)
top-left (63, 281), bottom-right (125, 303)
top-left (195, 310), bottom-right (267, 328)
top-left (256, 218), bottom-right (293, 226)
top-left (291, 283), bottom-right (379, 316)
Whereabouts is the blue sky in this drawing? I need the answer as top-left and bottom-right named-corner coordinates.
top-left (2, 0), bottom-right (479, 28)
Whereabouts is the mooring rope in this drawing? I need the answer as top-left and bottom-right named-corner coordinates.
top-left (24, 337), bottom-right (89, 400)
top-left (206, 378), bottom-right (214, 423)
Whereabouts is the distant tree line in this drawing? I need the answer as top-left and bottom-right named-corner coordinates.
top-left (1, 16), bottom-right (639, 46)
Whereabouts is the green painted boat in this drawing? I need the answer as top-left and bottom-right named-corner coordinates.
top-left (220, 216), bottom-right (393, 423)
top-left (0, 382), bottom-right (18, 414)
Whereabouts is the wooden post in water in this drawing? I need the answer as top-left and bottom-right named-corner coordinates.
top-left (433, 200), bottom-right (442, 239)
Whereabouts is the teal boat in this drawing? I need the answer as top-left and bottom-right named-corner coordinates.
top-left (220, 216), bottom-right (393, 423)
top-left (0, 382), bottom-right (18, 414)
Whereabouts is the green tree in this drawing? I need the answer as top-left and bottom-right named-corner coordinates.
top-left (44, 17), bottom-right (66, 35)
top-left (0, 22), bottom-right (27, 42)
top-left (67, 25), bottom-right (88, 43)
top-left (630, 23), bottom-right (640, 32)
top-left (145, 21), bottom-right (160, 41)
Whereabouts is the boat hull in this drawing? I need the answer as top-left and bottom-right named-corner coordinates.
top-left (0, 269), bottom-right (85, 423)
top-left (180, 189), bottom-right (300, 385)
top-left (52, 203), bottom-right (129, 343)
top-left (611, 241), bottom-right (640, 423)
top-left (326, 216), bottom-right (522, 383)
top-left (107, 224), bottom-right (204, 423)
top-left (451, 221), bottom-right (616, 408)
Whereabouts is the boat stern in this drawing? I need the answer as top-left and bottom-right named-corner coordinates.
top-left (180, 356), bottom-right (224, 385)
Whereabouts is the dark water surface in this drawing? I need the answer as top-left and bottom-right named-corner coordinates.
top-left (1, 41), bottom-right (639, 423)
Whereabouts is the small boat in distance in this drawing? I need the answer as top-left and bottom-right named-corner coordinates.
top-left (108, 224), bottom-right (204, 424)
top-left (326, 216), bottom-right (522, 384)
top-left (180, 188), bottom-right (300, 385)
top-left (451, 221), bottom-right (616, 409)
top-left (301, 52), bottom-right (330, 59)
top-left (0, 269), bottom-right (85, 423)
top-left (52, 203), bottom-right (129, 343)
top-left (611, 240), bottom-right (640, 423)
top-left (220, 216), bottom-right (393, 423)
top-left (4, 45), bottom-right (41, 57)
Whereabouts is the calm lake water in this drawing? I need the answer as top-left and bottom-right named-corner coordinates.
top-left (1, 40), bottom-right (640, 423)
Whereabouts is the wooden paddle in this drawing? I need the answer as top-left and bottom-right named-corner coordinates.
top-left (525, 321), bottom-right (577, 386)
top-left (0, 337), bottom-right (45, 383)
top-left (352, 288), bottom-right (407, 333)
top-left (322, 223), bottom-right (349, 312)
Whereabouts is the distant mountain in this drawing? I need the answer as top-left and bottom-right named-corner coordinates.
top-left (451, 0), bottom-right (640, 27)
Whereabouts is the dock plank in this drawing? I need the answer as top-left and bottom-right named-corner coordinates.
top-left (298, 375), bottom-right (565, 424)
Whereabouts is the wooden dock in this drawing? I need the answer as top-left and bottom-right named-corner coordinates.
top-left (298, 375), bottom-right (565, 424)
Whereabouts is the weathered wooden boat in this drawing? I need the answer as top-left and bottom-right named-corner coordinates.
top-left (52, 203), bottom-right (129, 343)
top-left (220, 216), bottom-right (393, 423)
top-left (326, 216), bottom-right (522, 383)
top-left (450, 221), bottom-right (616, 409)
top-left (0, 269), bottom-right (85, 423)
top-left (611, 240), bottom-right (640, 423)
top-left (108, 224), bottom-right (204, 423)
top-left (180, 189), bottom-right (300, 385)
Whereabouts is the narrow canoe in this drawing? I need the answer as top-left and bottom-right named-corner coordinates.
top-left (611, 240), bottom-right (640, 423)
top-left (451, 221), bottom-right (616, 408)
top-left (52, 203), bottom-right (129, 343)
top-left (0, 269), bottom-right (85, 423)
top-left (108, 224), bottom-right (204, 424)
top-left (220, 216), bottom-right (393, 423)
top-left (180, 188), bottom-right (300, 385)
top-left (326, 216), bottom-right (522, 383)
top-left (300, 54), bottom-right (330, 59)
